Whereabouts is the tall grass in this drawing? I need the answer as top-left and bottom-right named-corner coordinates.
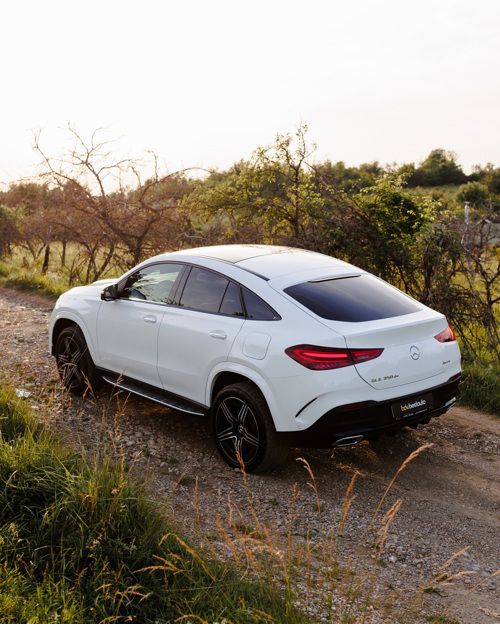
top-left (203, 451), bottom-right (493, 624)
top-left (1, 383), bottom-right (498, 623)
top-left (458, 358), bottom-right (500, 416)
top-left (0, 385), bottom-right (312, 624)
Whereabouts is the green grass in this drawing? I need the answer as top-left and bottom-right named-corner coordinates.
top-left (0, 261), bottom-right (66, 299)
top-left (0, 385), bottom-right (311, 624)
top-left (458, 359), bottom-right (500, 417)
top-left (0, 243), bottom-right (122, 298)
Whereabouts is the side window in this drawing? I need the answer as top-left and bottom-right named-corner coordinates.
top-left (219, 281), bottom-right (244, 317)
top-left (242, 288), bottom-right (280, 320)
top-left (179, 267), bottom-right (229, 313)
top-left (121, 263), bottom-right (183, 304)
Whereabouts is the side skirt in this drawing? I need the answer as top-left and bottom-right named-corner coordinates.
top-left (97, 369), bottom-right (208, 417)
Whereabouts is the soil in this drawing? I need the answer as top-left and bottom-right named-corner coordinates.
top-left (0, 285), bottom-right (499, 623)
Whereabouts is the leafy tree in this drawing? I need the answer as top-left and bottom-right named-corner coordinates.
top-left (401, 149), bottom-right (468, 187)
top-left (0, 182), bottom-right (61, 271)
top-left (251, 126), bottom-right (327, 245)
top-left (0, 182), bottom-right (51, 215)
top-left (484, 168), bottom-right (500, 196)
top-left (0, 205), bottom-right (20, 258)
top-left (311, 159), bottom-right (381, 191)
top-left (470, 163), bottom-right (500, 204)
top-left (457, 181), bottom-right (490, 208)
top-left (180, 161), bottom-right (269, 245)
top-left (184, 125), bottom-right (335, 249)
top-left (326, 176), bottom-right (435, 291)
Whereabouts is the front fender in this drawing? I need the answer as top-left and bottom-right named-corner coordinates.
top-left (50, 306), bottom-right (102, 367)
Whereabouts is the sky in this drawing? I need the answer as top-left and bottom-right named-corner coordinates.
top-left (1, 0), bottom-right (500, 187)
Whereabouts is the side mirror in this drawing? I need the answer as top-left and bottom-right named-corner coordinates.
top-left (101, 284), bottom-right (118, 301)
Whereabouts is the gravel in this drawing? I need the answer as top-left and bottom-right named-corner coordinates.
top-left (1, 285), bottom-right (499, 623)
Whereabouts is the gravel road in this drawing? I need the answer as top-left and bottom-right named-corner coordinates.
top-left (0, 285), bottom-right (499, 623)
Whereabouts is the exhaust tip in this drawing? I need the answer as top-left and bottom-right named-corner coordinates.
top-left (332, 435), bottom-right (364, 448)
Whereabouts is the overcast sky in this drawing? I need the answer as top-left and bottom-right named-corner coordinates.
top-left (1, 0), bottom-right (500, 187)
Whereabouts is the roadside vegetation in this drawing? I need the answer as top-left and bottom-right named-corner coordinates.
top-left (1, 124), bottom-right (499, 416)
top-left (0, 385), bottom-right (316, 623)
top-left (3, 385), bottom-right (491, 624)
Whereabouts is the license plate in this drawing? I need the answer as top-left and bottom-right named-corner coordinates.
top-left (391, 393), bottom-right (434, 421)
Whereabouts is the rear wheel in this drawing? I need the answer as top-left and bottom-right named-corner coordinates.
top-left (55, 326), bottom-right (101, 395)
top-left (211, 382), bottom-right (287, 473)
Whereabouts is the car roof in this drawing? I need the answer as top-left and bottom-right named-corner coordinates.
top-left (169, 245), bottom-right (355, 280)
top-left (172, 244), bottom-right (303, 263)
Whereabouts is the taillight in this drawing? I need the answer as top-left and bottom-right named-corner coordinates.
top-left (285, 345), bottom-right (383, 370)
top-left (435, 325), bottom-right (457, 343)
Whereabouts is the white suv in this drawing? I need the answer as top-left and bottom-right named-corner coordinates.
top-left (49, 245), bottom-right (461, 472)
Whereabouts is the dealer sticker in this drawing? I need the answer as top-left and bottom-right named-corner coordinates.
top-left (391, 393), bottom-right (434, 421)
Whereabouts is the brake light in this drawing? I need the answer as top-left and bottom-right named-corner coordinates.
top-left (435, 325), bottom-right (457, 343)
top-left (285, 345), bottom-right (383, 370)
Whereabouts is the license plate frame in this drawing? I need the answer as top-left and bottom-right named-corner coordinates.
top-left (391, 393), bottom-right (434, 421)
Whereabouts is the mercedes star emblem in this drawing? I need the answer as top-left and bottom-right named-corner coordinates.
top-left (410, 345), bottom-right (420, 360)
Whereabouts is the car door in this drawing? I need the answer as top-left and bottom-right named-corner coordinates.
top-left (96, 263), bottom-right (184, 387)
top-left (157, 267), bottom-right (246, 404)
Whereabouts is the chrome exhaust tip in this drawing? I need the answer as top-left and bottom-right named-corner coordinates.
top-left (332, 435), bottom-right (364, 448)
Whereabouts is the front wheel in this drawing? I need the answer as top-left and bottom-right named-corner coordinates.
top-left (211, 382), bottom-right (287, 473)
top-left (55, 326), bottom-right (101, 395)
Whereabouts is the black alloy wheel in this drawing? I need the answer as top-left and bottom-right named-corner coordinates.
top-left (212, 382), bottom-right (287, 472)
top-left (55, 326), bottom-right (100, 395)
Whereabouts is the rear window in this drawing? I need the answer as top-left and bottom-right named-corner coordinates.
top-left (284, 274), bottom-right (422, 322)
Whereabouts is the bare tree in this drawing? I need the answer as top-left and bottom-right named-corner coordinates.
top-left (33, 126), bottom-right (195, 281)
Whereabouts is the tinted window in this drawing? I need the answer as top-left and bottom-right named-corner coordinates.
top-left (242, 288), bottom-right (280, 320)
top-left (284, 274), bottom-right (422, 322)
top-left (219, 281), bottom-right (244, 317)
top-left (179, 267), bottom-right (229, 313)
top-left (121, 263), bottom-right (183, 303)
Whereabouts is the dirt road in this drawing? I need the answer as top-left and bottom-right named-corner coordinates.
top-left (0, 286), bottom-right (499, 623)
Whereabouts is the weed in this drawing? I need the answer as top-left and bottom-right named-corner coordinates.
top-left (179, 474), bottom-right (195, 486)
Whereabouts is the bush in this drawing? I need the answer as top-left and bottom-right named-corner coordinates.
top-left (458, 360), bottom-right (500, 417)
top-left (457, 182), bottom-right (490, 208)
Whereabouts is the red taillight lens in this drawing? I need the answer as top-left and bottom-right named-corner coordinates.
top-left (285, 345), bottom-right (383, 370)
top-left (435, 325), bottom-right (457, 343)
top-left (351, 348), bottom-right (384, 363)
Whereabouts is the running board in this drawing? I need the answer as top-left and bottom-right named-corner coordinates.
top-left (101, 374), bottom-right (207, 417)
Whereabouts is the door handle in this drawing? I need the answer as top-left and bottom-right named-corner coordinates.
top-left (143, 315), bottom-right (157, 324)
top-left (210, 330), bottom-right (227, 340)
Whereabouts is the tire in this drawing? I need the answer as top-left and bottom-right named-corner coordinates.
top-left (55, 326), bottom-right (101, 395)
top-left (211, 382), bottom-right (287, 473)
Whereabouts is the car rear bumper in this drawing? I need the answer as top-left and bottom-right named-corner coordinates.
top-left (280, 374), bottom-right (461, 448)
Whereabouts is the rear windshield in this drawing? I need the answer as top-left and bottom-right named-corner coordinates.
top-left (284, 274), bottom-right (422, 322)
